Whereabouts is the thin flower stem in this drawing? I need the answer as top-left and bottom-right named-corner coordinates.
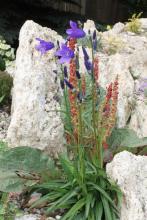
top-left (90, 36), bottom-right (103, 168)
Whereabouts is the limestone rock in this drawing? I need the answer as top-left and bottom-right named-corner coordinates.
top-left (106, 151), bottom-right (147, 220)
top-left (7, 20), bottom-right (65, 157)
top-left (15, 214), bottom-right (41, 220)
top-left (129, 100), bottom-right (147, 137)
top-left (83, 19), bottom-right (97, 34)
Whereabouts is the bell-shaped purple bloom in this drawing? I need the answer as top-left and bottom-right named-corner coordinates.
top-left (35, 38), bottom-right (54, 55)
top-left (55, 44), bottom-right (74, 64)
top-left (66, 21), bottom-right (86, 39)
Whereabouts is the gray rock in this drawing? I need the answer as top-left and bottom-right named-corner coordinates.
top-left (106, 151), bottom-right (147, 220)
top-left (7, 20), bottom-right (65, 157)
top-left (15, 214), bottom-right (41, 220)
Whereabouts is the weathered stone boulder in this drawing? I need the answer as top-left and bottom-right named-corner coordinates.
top-left (106, 151), bottom-right (147, 220)
top-left (7, 20), bottom-right (65, 157)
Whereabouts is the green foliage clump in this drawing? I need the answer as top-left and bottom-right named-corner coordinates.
top-left (125, 12), bottom-right (142, 34)
top-left (0, 36), bottom-right (15, 71)
top-left (0, 71), bottom-right (13, 105)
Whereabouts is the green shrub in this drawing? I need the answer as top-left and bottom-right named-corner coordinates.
top-left (0, 71), bottom-right (13, 105)
top-left (0, 35), bottom-right (15, 71)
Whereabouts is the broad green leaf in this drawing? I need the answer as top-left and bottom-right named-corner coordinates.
top-left (107, 128), bottom-right (147, 149)
top-left (0, 170), bottom-right (36, 192)
top-left (0, 147), bottom-right (58, 192)
top-left (0, 147), bottom-right (56, 174)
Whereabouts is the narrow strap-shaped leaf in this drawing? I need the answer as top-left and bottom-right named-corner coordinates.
top-left (61, 198), bottom-right (85, 220)
top-left (46, 188), bottom-right (79, 214)
top-left (95, 201), bottom-right (103, 220)
top-left (101, 195), bottom-right (112, 220)
top-left (88, 182), bottom-right (118, 211)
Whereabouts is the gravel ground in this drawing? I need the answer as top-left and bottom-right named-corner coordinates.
top-left (0, 109), bottom-right (11, 141)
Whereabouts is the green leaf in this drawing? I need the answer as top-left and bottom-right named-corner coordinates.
top-left (61, 198), bottom-right (85, 220)
top-left (59, 154), bottom-right (75, 181)
top-left (101, 196), bottom-right (112, 220)
top-left (88, 182), bottom-right (118, 211)
top-left (0, 147), bottom-right (58, 192)
top-left (95, 202), bottom-right (103, 220)
top-left (107, 128), bottom-right (147, 150)
top-left (46, 188), bottom-right (79, 214)
top-left (85, 193), bottom-right (93, 218)
top-left (0, 170), bottom-right (36, 192)
top-left (0, 95), bottom-right (5, 103)
top-left (0, 56), bottom-right (5, 71)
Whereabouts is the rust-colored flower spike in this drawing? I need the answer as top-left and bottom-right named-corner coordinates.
top-left (93, 56), bottom-right (99, 83)
top-left (102, 76), bottom-right (119, 149)
top-left (68, 38), bottom-right (76, 51)
top-left (68, 38), bottom-right (78, 140)
top-left (103, 83), bottom-right (113, 117)
top-left (81, 74), bottom-right (86, 97)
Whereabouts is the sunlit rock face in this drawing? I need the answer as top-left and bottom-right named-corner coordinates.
top-left (106, 151), bottom-right (147, 220)
top-left (7, 20), bottom-right (65, 157)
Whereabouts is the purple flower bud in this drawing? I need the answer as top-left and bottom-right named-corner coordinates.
top-left (85, 59), bottom-right (92, 71)
top-left (64, 78), bottom-right (74, 90)
top-left (60, 80), bottom-right (65, 90)
top-left (64, 66), bottom-right (68, 78)
top-left (76, 70), bottom-right (81, 79)
top-left (82, 47), bottom-right (89, 60)
top-left (93, 30), bottom-right (96, 40)
top-left (93, 39), bottom-right (97, 51)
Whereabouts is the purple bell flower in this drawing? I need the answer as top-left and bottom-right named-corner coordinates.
top-left (66, 21), bottom-right (86, 39)
top-left (35, 38), bottom-right (54, 55)
top-left (55, 43), bottom-right (74, 64)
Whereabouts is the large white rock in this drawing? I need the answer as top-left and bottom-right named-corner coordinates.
top-left (7, 20), bottom-right (65, 157)
top-left (106, 151), bottom-right (147, 220)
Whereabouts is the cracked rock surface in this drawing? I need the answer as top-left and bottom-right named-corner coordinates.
top-left (106, 151), bottom-right (147, 220)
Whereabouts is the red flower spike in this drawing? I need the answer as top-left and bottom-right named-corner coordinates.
top-left (93, 56), bottom-right (99, 83)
